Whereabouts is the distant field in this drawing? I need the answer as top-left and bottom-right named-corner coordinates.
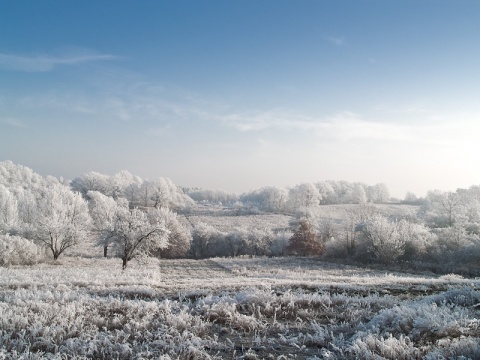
top-left (180, 203), bottom-right (419, 233)
top-left (310, 203), bottom-right (419, 219)
top-left (1, 257), bottom-right (479, 359)
top-left (65, 203), bottom-right (420, 260)
top-left (184, 213), bottom-right (293, 232)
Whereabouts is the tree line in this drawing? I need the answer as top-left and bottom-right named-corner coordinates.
top-left (1, 161), bottom-right (479, 274)
top-left (186, 181), bottom-right (391, 212)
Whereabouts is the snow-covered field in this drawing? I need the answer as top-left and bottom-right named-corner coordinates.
top-left (183, 213), bottom-right (293, 232)
top-left (1, 257), bottom-right (479, 359)
top-left (183, 204), bottom-right (418, 229)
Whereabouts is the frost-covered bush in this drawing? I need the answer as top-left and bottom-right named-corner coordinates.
top-left (349, 289), bottom-right (480, 358)
top-left (154, 207), bottom-right (191, 258)
top-left (324, 235), bottom-right (348, 258)
top-left (270, 230), bottom-right (292, 256)
top-left (190, 222), bottom-right (226, 258)
top-left (0, 234), bottom-right (43, 266)
top-left (356, 215), bottom-right (435, 264)
top-left (421, 227), bottom-right (480, 274)
top-left (423, 337), bottom-right (480, 359)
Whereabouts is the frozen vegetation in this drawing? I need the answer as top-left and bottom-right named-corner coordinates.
top-left (2, 160), bottom-right (480, 358)
top-left (1, 257), bottom-right (479, 359)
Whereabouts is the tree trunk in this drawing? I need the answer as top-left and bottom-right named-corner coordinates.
top-left (122, 257), bottom-right (128, 270)
top-left (104, 245), bottom-right (108, 258)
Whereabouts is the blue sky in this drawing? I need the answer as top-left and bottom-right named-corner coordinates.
top-left (1, 1), bottom-right (479, 198)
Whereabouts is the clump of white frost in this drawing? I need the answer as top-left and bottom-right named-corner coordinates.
top-left (0, 234), bottom-right (44, 266)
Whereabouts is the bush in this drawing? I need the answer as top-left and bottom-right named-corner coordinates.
top-left (0, 234), bottom-right (44, 266)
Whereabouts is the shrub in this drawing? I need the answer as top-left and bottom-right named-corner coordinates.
top-left (0, 234), bottom-right (44, 266)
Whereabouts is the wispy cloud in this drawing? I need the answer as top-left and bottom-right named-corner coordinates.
top-left (384, 104), bottom-right (428, 114)
top-left (0, 117), bottom-right (27, 128)
top-left (374, 103), bottom-right (448, 123)
top-left (222, 109), bottom-right (359, 134)
top-left (324, 35), bottom-right (345, 46)
top-left (7, 77), bottom-right (220, 132)
top-left (148, 125), bottom-right (171, 137)
top-left (0, 51), bottom-right (116, 72)
top-left (221, 108), bottom-right (480, 146)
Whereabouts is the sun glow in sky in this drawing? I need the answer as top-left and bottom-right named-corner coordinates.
top-left (1, 1), bottom-right (479, 198)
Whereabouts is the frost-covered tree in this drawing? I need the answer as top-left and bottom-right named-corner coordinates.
top-left (0, 185), bottom-right (19, 232)
top-left (404, 191), bottom-right (418, 203)
top-left (460, 187), bottom-right (480, 235)
top-left (110, 170), bottom-right (143, 200)
top-left (35, 184), bottom-right (91, 260)
top-left (110, 207), bottom-right (169, 269)
top-left (191, 222), bottom-right (224, 258)
top-left (187, 188), bottom-right (239, 205)
top-left (124, 182), bottom-right (142, 205)
top-left (0, 160), bottom-right (46, 192)
top-left (401, 221), bottom-right (436, 260)
top-left (87, 190), bottom-right (123, 257)
top-left (421, 187), bottom-right (480, 239)
top-left (367, 183), bottom-right (390, 203)
top-left (240, 186), bottom-right (288, 213)
top-left (315, 181), bottom-right (335, 205)
top-left (248, 227), bottom-right (274, 256)
top-left (424, 190), bottom-right (463, 228)
top-left (359, 215), bottom-right (400, 263)
top-left (263, 186), bottom-right (288, 213)
top-left (317, 217), bottom-right (337, 244)
top-left (140, 178), bottom-right (194, 210)
top-left (341, 207), bottom-right (362, 256)
top-left (326, 180), bottom-right (354, 204)
top-left (154, 207), bottom-right (191, 258)
top-left (224, 227), bottom-right (249, 257)
top-left (71, 170), bottom-right (143, 203)
top-left (141, 178), bottom-right (170, 208)
top-left (352, 183), bottom-right (368, 204)
top-left (287, 183), bottom-right (321, 212)
top-left (15, 188), bottom-right (37, 227)
top-left (71, 171), bottom-right (111, 198)
top-left (88, 191), bottom-right (171, 265)
top-left (322, 204), bottom-right (379, 258)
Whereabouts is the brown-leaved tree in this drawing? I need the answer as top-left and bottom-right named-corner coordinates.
top-left (286, 219), bottom-right (324, 256)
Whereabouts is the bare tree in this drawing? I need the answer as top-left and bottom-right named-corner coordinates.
top-left (426, 190), bottom-right (462, 227)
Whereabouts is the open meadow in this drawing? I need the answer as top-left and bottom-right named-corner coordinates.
top-left (3, 1), bottom-right (480, 358)
top-left (1, 257), bottom-right (479, 359)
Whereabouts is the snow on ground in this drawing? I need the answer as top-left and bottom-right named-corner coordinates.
top-left (1, 257), bottom-right (479, 359)
top-left (184, 213), bottom-right (293, 232)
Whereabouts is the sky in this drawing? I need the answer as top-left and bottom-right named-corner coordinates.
top-left (1, 1), bottom-right (479, 198)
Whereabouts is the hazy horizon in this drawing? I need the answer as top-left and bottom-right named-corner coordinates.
top-left (1, 1), bottom-right (479, 199)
